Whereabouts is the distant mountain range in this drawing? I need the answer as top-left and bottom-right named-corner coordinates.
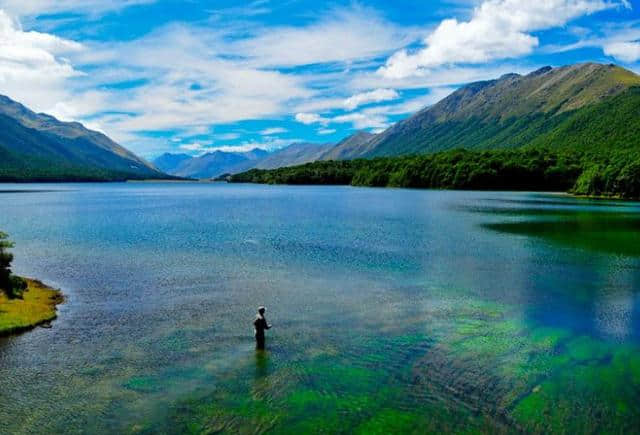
top-left (155, 143), bottom-right (334, 179)
top-left (160, 149), bottom-right (268, 179)
top-left (0, 95), bottom-right (167, 181)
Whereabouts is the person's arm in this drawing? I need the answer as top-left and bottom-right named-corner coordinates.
top-left (265, 318), bottom-right (272, 329)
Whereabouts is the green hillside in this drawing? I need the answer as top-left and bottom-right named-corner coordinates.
top-left (333, 63), bottom-right (640, 159)
top-left (0, 96), bottom-right (168, 182)
top-left (368, 84), bottom-right (640, 157)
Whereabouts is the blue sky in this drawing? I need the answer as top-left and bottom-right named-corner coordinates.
top-left (0, 0), bottom-right (638, 158)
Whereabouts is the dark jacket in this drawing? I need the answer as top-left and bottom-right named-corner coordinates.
top-left (254, 315), bottom-right (270, 337)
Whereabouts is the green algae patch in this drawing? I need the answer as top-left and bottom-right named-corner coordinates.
top-left (529, 327), bottom-right (571, 351)
top-left (512, 345), bottom-right (640, 433)
top-left (123, 366), bottom-right (210, 395)
top-left (355, 409), bottom-right (425, 435)
top-left (564, 336), bottom-right (610, 362)
top-left (123, 376), bottom-right (164, 394)
top-left (0, 278), bottom-right (63, 336)
top-left (168, 395), bottom-right (280, 435)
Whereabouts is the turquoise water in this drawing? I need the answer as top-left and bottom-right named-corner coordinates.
top-left (1, 183), bottom-right (640, 433)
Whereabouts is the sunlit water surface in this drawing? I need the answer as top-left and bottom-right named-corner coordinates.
top-left (1, 183), bottom-right (640, 433)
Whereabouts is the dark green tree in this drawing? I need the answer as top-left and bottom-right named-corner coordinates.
top-left (0, 232), bottom-right (26, 299)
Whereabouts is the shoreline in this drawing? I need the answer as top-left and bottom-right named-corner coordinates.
top-left (1, 179), bottom-right (639, 202)
top-left (0, 279), bottom-right (64, 337)
top-left (227, 180), bottom-right (640, 202)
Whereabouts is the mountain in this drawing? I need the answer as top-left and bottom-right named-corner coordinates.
top-left (335, 63), bottom-right (640, 158)
top-left (160, 149), bottom-right (269, 179)
top-left (320, 131), bottom-right (376, 161)
top-left (255, 142), bottom-right (334, 170)
top-left (154, 144), bottom-right (336, 180)
top-left (0, 95), bottom-right (167, 181)
top-left (153, 153), bottom-right (192, 173)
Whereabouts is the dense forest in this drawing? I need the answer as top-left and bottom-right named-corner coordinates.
top-left (229, 147), bottom-right (640, 199)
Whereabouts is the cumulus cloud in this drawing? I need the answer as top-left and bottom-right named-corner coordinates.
top-left (295, 113), bottom-right (330, 126)
top-left (604, 41), bottom-right (640, 62)
top-left (344, 88), bottom-right (399, 110)
top-left (379, 0), bottom-right (621, 79)
top-left (0, 10), bottom-right (84, 112)
top-left (332, 112), bottom-right (389, 130)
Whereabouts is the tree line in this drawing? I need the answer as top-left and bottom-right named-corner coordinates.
top-left (229, 147), bottom-right (640, 199)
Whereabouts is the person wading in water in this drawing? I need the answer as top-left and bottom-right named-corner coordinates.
top-left (253, 306), bottom-right (272, 350)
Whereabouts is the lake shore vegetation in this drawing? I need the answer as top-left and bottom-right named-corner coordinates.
top-left (228, 147), bottom-right (640, 199)
top-left (0, 232), bottom-right (63, 336)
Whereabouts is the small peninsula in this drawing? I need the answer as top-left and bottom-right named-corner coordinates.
top-left (0, 279), bottom-right (63, 337)
top-left (0, 231), bottom-right (63, 337)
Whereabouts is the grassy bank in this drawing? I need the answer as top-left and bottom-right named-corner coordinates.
top-left (0, 279), bottom-right (63, 337)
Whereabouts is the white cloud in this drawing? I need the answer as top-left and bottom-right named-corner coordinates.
top-left (64, 21), bottom-right (314, 145)
top-left (260, 127), bottom-right (288, 136)
top-left (332, 112), bottom-right (389, 130)
top-left (233, 5), bottom-right (420, 68)
top-left (379, 0), bottom-right (621, 79)
top-left (294, 97), bottom-right (346, 113)
top-left (344, 88), bottom-right (399, 110)
top-left (604, 41), bottom-right (640, 62)
top-left (296, 87), bottom-right (458, 132)
top-left (0, 10), bottom-right (84, 112)
top-left (362, 87), bottom-right (458, 116)
top-left (295, 113), bottom-right (329, 126)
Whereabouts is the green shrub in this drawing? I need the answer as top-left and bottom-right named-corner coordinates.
top-left (0, 232), bottom-right (26, 299)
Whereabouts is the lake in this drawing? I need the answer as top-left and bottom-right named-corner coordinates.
top-left (1, 183), bottom-right (639, 433)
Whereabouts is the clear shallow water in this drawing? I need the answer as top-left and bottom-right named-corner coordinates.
top-left (1, 183), bottom-right (639, 433)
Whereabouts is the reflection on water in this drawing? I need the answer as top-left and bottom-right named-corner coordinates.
top-left (482, 212), bottom-right (640, 256)
top-left (0, 184), bottom-right (639, 433)
top-left (255, 350), bottom-right (270, 380)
